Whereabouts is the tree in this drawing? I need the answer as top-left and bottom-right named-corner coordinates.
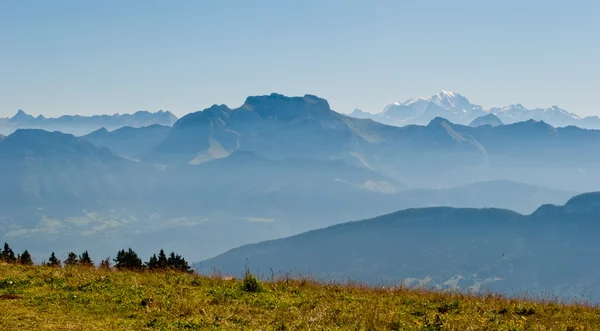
top-left (19, 250), bottom-right (33, 265)
top-left (47, 252), bottom-right (62, 267)
top-left (1, 242), bottom-right (16, 264)
top-left (146, 254), bottom-right (159, 270)
top-left (64, 252), bottom-right (79, 266)
top-left (113, 248), bottom-right (143, 270)
top-left (157, 249), bottom-right (168, 269)
top-left (167, 252), bottom-right (192, 273)
top-left (79, 251), bottom-right (93, 267)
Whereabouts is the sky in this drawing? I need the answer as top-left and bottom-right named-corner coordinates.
top-left (0, 0), bottom-right (599, 118)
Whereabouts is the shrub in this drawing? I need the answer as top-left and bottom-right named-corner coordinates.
top-left (99, 258), bottom-right (111, 270)
top-left (242, 270), bottom-right (263, 293)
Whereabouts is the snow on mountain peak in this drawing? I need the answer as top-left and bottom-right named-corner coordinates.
top-left (438, 90), bottom-right (456, 98)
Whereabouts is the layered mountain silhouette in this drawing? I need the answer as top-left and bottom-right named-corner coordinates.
top-left (140, 93), bottom-right (600, 190)
top-left (2, 92), bottom-right (600, 269)
top-left (352, 91), bottom-right (599, 129)
top-left (201, 192), bottom-right (600, 302)
top-left (1, 109), bottom-right (177, 136)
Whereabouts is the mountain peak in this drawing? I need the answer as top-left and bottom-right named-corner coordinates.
top-left (427, 117), bottom-right (452, 127)
top-left (241, 93), bottom-right (332, 121)
top-left (437, 90), bottom-right (458, 98)
top-left (9, 109), bottom-right (35, 123)
top-left (431, 90), bottom-right (471, 107)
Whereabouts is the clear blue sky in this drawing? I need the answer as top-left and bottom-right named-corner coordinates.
top-left (1, 0), bottom-right (598, 118)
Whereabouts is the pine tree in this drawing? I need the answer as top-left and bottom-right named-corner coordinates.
top-left (79, 251), bottom-right (94, 267)
top-left (157, 249), bottom-right (168, 269)
top-left (1, 242), bottom-right (16, 264)
top-left (113, 248), bottom-right (143, 270)
top-left (167, 251), bottom-right (192, 273)
top-left (146, 254), bottom-right (159, 270)
top-left (48, 252), bottom-right (62, 267)
top-left (19, 250), bottom-right (33, 265)
top-left (64, 252), bottom-right (79, 266)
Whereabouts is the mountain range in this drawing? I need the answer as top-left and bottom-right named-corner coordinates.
top-left (135, 93), bottom-right (600, 191)
top-left (350, 91), bottom-right (600, 129)
top-left (201, 192), bottom-right (600, 302)
top-left (0, 109), bottom-right (178, 136)
top-left (1, 92), bottom-right (600, 272)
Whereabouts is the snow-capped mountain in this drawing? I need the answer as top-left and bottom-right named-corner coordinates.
top-left (490, 104), bottom-right (581, 126)
top-left (369, 91), bottom-right (487, 126)
top-left (352, 91), bottom-right (598, 129)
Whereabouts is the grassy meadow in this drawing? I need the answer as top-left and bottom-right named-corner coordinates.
top-left (1, 264), bottom-right (599, 330)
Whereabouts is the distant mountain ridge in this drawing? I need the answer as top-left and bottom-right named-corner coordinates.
top-left (81, 124), bottom-right (171, 159)
top-left (351, 91), bottom-right (600, 129)
top-left (201, 191), bottom-right (600, 302)
top-left (1, 109), bottom-right (178, 136)
top-left (469, 113), bottom-right (503, 127)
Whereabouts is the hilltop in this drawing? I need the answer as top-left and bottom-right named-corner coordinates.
top-left (1, 264), bottom-right (599, 330)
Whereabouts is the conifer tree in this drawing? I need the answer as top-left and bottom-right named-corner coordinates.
top-left (113, 248), bottom-right (143, 270)
top-left (1, 242), bottom-right (16, 264)
top-left (79, 250), bottom-right (94, 267)
top-left (19, 250), bottom-right (33, 265)
top-left (157, 249), bottom-right (168, 269)
top-left (64, 252), bottom-right (79, 266)
top-left (48, 252), bottom-right (62, 267)
top-left (146, 254), bottom-right (159, 270)
top-left (167, 251), bottom-right (192, 273)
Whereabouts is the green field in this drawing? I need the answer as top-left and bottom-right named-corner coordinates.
top-left (1, 264), bottom-right (599, 330)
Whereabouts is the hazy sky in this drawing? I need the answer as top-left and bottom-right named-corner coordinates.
top-left (1, 0), bottom-right (599, 118)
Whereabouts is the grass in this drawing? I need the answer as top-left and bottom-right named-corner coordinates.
top-left (1, 264), bottom-right (599, 330)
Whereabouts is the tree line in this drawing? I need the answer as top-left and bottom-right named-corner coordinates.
top-left (0, 242), bottom-right (191, 273)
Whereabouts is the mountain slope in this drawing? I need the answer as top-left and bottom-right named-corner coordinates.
top-left (202, 192), bottom-right (600, 301)
top-left (0, 129), bottom-right (151, 216)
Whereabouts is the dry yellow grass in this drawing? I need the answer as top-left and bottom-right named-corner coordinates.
top-left (1, 264), bottom-right (599, 330)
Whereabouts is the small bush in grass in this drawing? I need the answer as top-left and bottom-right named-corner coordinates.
top-left (99, 257), bottom-right (111, 270)
top-left (242, 270), bottom-right (263, 293)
